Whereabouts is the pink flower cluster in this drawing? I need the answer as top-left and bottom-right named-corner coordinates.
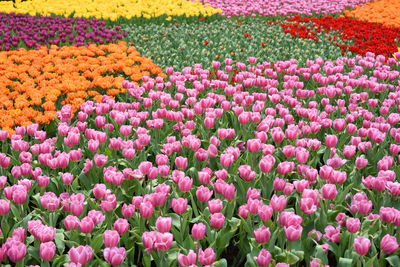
top-left (196, 0), bottom-right (372, 17)
top-left (1, 50), bottom-right (400, 265)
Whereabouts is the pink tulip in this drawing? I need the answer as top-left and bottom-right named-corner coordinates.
top-left (321, 184), bottom-right (338, 200)
top-left (238, 165), bottom-right (256, 182)
top-left (156, 216), bottom-right (172, 233)
top-left (40, 241), bottom-right (56, 261)
top-left (295, 147), bottom-right (309, 164)
top-left (210, 212), bottom-right (225, 229)
top-left (11, 228), bottom-right (25, 243)
top-left (284, 225), bottom-right (302, 241)
top-left (238, 205), bottom-right (249, 219)
top-left (171, 198), bottom-right (188, 215)
top-left (192, 223), bottom-right (206, 240)
top-left (153, 232), bottom-right (173, 252)
top-left (104, 230), bottom-right (120, 248)
top-left (220, 153), bottom-right (234, 168)
top-left (113, 218), bottom-right (129, 236)
top-left (198, 248), bottom-right (216, 266)
top-left (380, 207), bottom-right (396, 223)
top-left (277, 162), bottom-right (295, 176)
top-left (253, 249), bottom-right (272, 267)
top-left (325, 135), bottom-right (338, 148)
top-left (196, 186), bottom-right (213, 202)
top-left (300, 197), bottom-right (317, 214)
top-left (222, 183), bottom-right (235, 201)
top-left (354, 236), bottom-right (371, 256)
top-left (139, 201), bottom-right (154, 219)
top-left (324, 225), bottom-right (340, 243)
top-left (247, 139), bottom-right (261, 153)
top-left (64, 215), bottom-right (80, 231)
top-left (7, 240), bottom-right (26, 263)
top-left (79, 217), bottom-right (94, 234)
top-left (355, 157), bottom-right (368, 169)
top-left (104, 247), bottom-right (126, 266)
top-left (270, 194), bottom-right (287, 212)
top-left (121, 204), bottom-right (135, 219)
top-left (208, 199), bottom-right (223, 214)
top-left (0, 199), bottom-right (11, 215)
top-left (68, 245), bottom-right (94, 265)
top-left (259, 155), bottom-right (275, 174)
top-left (346, 218), bottom-right (360, 233)
top-left (254, 226), bottom-right (271, 244)
top-left (178, 176), bottom-right (193, 193)
top-left (175, 156), bottom-right (188, 170)
top-left (381, 234), bottom-right (399, 254)
top-left (178, 249), bottom-right (197, 267)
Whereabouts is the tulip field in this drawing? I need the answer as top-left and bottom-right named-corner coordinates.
top-left (2, 0), bottom-right (400, 266)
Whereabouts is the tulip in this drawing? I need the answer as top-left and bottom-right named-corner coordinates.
top-left (192, 223), bottom-right (206, 240)
top-left (40, 241), bottom-right (56, 261)
top-left (64, 215), bottom-right (80, 231)
top-left (210, 213), bottom-right (225, 229)
top-left (178, 176), bottom-right (193, 192)
top-left (153, 232), bottom-right (173, 252)
top-left (114, 218), bottom-right (129, 236)
top-left (270, 194), bottom-right (287, 212)
top-left (324, 225), bottom-right (340, 243)
top-left (238, 205), bottom-right (249, 219)
top-left (178, 250), bottom-right (197, 267)
top-left (346, 218), bottom-right (360, 233)
top-left (208, 199), bottom-right (223, 214)
top-left (7, 240), bottom-right (26, 263)
top-left (104, 247), bottom-right (126, 266)
top-left (284, 225), bottom-right (303, 241)
top-left (238, 165), bottom-right (256, 182)
top-left (381, 234), bottom-right (399, 254)
top-left (325, 135), bottom-right (338, 148)
top-left (198, 248), bottom-right (216, 266)
top-left (253, 249), bottom-right (272, 267)
top-left (254, 226), bottom-right (271, 244)
top-left (196, 186), bottom-right (213, 202)
top-left (104, 230), bottom-right (120, 248)
top-left (121, 204), bottom-right (135, 219)
top-left (155, 216), bottom-right (172, 233)
top-left (68, 245), bottom-right (94, 265)
top-left (79, 217), bottom-right (94, 234)
top-left (139, 201), bottom-right (154, 219)
top-left (321, 184), bottom-right (338, 200)
top-left (175, 156), bottom-right (188, 170)
top-left (171, 198), bottom-right (188, 215)
top-left (354, 236), bottom-right (371, 256)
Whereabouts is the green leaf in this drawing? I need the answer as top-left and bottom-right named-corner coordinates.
top-left (10, 204), bottom-right (21, 221)
top-left (90, 234), bottom-right (104, 253)
top-left (55, 230), bottom-right (65, 254)
top-left (244, 253), bottom-right (257, 267)
top-left (338, 257), bottom-right (353, 267)
top-left (27, 246), bottom-right (40, 262)
top-left (52, 254), bottom-right (68, 267)
top-left (386, 255), bottom-right (400, 267)
top-left (215, 258), bottom-right (228, 267)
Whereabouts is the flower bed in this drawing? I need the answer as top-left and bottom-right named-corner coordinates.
top-left (195, 0), bottom-right (373, 17)
top-left (344, 0), bottom-right (400, 28)
top-left (0, 41), bottom-right (164, 135)
top-left (123, 16), bottom-right (348, 71)
top-left (0, 52), bottom-right (399, 266)
top-left (0, 12), bottom-right (126, 50)
top-left (275, 16), bottom-right (400, 57)
top-left (0, 0), bottom-right (221, 20)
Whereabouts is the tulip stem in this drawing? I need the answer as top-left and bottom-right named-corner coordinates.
top-left (348, 234), bottom-right (353, 256)
top-left (43, 260), bottom-right (50, 267)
